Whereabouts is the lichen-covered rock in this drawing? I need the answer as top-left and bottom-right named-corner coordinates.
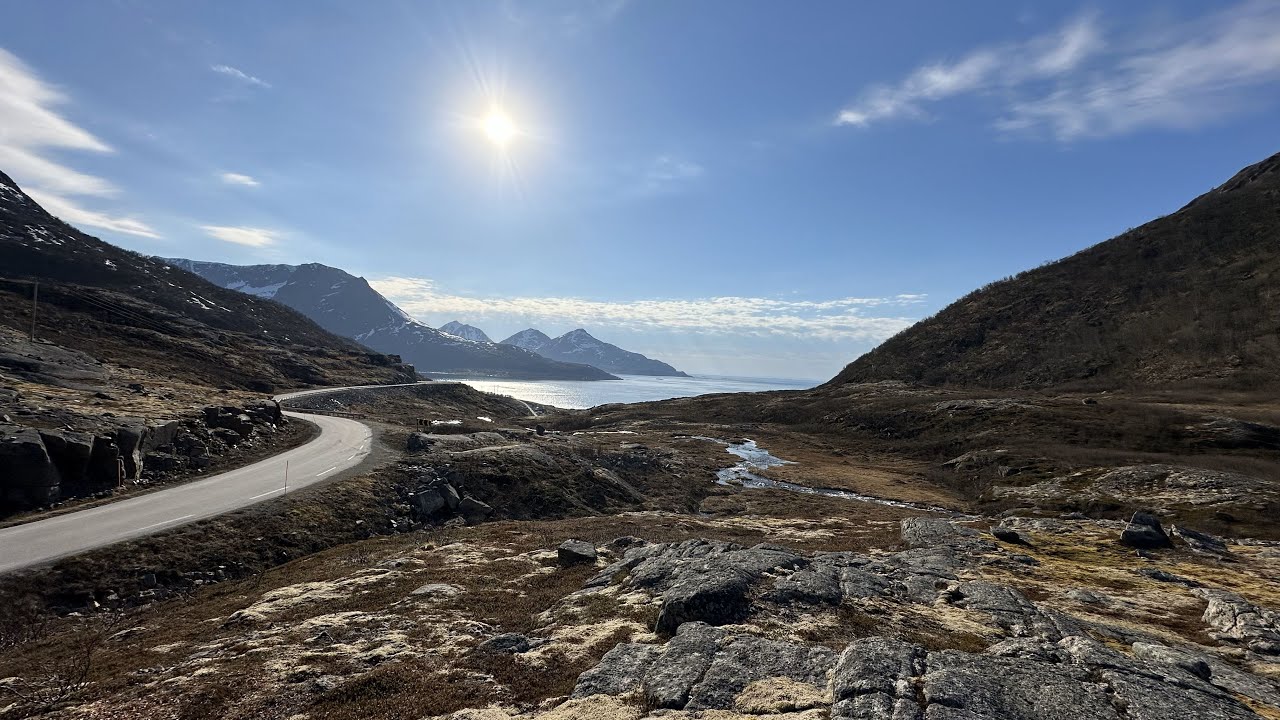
top-left (831, 637), bottom-right (924, 720)
top-left (900, 517), bottom-right (980, 548)
top-left (570, 643), bottom-right (661, 698)
top-left (1194, 588), bottom-right (1280, 655)
top-left (684, 634), bottom-right (836, 711)
top-left (642, 622), bottom-right (723, 709)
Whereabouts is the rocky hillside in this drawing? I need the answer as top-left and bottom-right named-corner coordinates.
top-left (502, 328), bottom-right (689, 377)
top-left (168, 260), bottom-right (617, 381)
top-left (0, 172), bottom-right (415, 393)
top-left (440, 321), bottom-right (492, 343)
top-left (832, 151), bottom-right (1280, 390)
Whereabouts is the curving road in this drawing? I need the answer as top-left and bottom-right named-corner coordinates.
top-left (0, 411), bottom-right (371, 574)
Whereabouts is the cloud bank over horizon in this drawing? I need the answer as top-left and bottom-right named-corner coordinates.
top-left (369, 275), bottom-right (923, 377)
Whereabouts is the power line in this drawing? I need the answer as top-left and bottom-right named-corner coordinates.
top-left (60, 287), bottom-right (174, 336)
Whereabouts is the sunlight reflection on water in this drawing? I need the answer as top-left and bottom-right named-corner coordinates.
top-left (447, 374), bottom-right (816, 410)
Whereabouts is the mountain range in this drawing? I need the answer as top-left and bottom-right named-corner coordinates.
top-left (500, 328), bottom-right (690, 377)
top-left (165, 260), bottom-right (617, 381)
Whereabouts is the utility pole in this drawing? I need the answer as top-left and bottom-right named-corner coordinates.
top-left (29, 281), bottom-right (38, 342)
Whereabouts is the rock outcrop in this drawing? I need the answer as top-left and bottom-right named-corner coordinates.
top-left (563, 520), bottom-right (1277, 719)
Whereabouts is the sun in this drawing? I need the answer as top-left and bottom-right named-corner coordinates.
top-left (483, 110), bottom-right (517, 148)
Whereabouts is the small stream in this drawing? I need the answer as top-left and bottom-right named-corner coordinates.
top-left (695, 436), bottom-right (966, 516)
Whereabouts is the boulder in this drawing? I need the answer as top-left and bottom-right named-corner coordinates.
top-left (1170, 525), bottom-right (1228, 553)
top-left (406, 433), bottom-right (434, 452)
top-left (1194, 588), bottom-right (1280, 655)
top-left (0, 426), bottom-right (60, 510)
top-left (142, 452), bottom-right (182, 473)
top-left (558, 539), bottom-right (599, 566)
top-left (212, 428), bottom-right (243, 446)
top-left (142, 420), bottom-right (181, 453)
top-left (458, 495), bottom-right (493, 523)
top-left (476, 633), bottom-right (546, 654)
top-left (174, 433), bottom-right (208, 458)
top-left (203, 406), bottom-right (255, 437)
top-left (38, 429), bottom-right (93, 494)
top-left (656, 566), bottom-right (754, 634)
top-left (1119, 511), bottom-right (1172, 549)
top-left (115, 423), bottom-right (153, 480)
top-left (412, 488), bottom-right (447, 517)
top-left (87, 435), bottom-right (122, 491)
top-left (245, 400), bottom-right (283, 425)
top-left (991, 525), bottom-right (1026, 544)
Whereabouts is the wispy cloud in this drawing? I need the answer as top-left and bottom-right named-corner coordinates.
top-left (370, 276), bottom-right (923, 342)
top-left (835, 14), bottom-right (1102, 128)
top-left (210, 64), bottom-right (270, 89)
top-left (27, 189), bottom-right (160, 239)
top-left (219, 172), bottom-right (260, 187)
top-left (836, 1), bottom-right (1280, 140)
top-left (1001, 2), bottom-right (1280, 140)
top-left (201, 225), bottom-right (279, 247)
top-left (0, 47), bottom-right (159, 238)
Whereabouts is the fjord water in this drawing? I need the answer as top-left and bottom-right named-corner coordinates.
top-left (450, 374), bottom-right (817, 409)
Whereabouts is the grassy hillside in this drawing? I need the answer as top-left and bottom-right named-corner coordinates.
top-left (831, 151), bottom-right (1280, 390)
top-left (0, 171), bottom-right (416, 391)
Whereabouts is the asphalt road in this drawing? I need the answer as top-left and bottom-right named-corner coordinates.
top-left (0, 411), bottom-right (372, 574)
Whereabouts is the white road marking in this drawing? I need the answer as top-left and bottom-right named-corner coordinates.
top-left (347, 453), bottom-right (357, 460)
top-left (317, 466), bottom-right (339, 478)
top-left (249, 488), bottom-right (285, 500)
top-left (137, 514), bottom-right (194, 532)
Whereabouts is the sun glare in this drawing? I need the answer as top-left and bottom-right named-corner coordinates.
top-left (483, 110), bottom-right (516, 147)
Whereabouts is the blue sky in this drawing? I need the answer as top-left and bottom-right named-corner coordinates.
top-left (3, 1), bottom-right (1279, 380)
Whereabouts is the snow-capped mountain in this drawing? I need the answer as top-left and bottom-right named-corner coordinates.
top-left (502, 328), bottom-right (552, 353)
top-left (500, 328), bottom-right (689, 377)
top-left (167, 260), bottom-right (617, 380)
top-left (439, 321), bottom-right (492, 343)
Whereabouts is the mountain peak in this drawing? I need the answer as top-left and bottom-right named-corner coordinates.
top-left (502, 327), bottom-right (688, 377)
top-left (439, 321), bottom-right (493, 344)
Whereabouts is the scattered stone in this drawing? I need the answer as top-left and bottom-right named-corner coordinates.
top-left (1138, 568), bottom-right (1202, 587)
top-left (458, 495), bottom-right (493, 524)
top-left (1065, 588), bottom-right (1103, 604)
top-left (1171, 525), bottom-right (1229, 553)
top-left (406, 433), bottom-right (434, 452)
top-left (557, 540), bottom-right (598, 566)
top-left (410, 583), bottom-right (461, 598)
top-left (991, 525), bottom-right (1026, 544)
top-left (1119, 510), bottom-right (1172, 549)
top-left (477, 633), bottom-right (545, 654)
